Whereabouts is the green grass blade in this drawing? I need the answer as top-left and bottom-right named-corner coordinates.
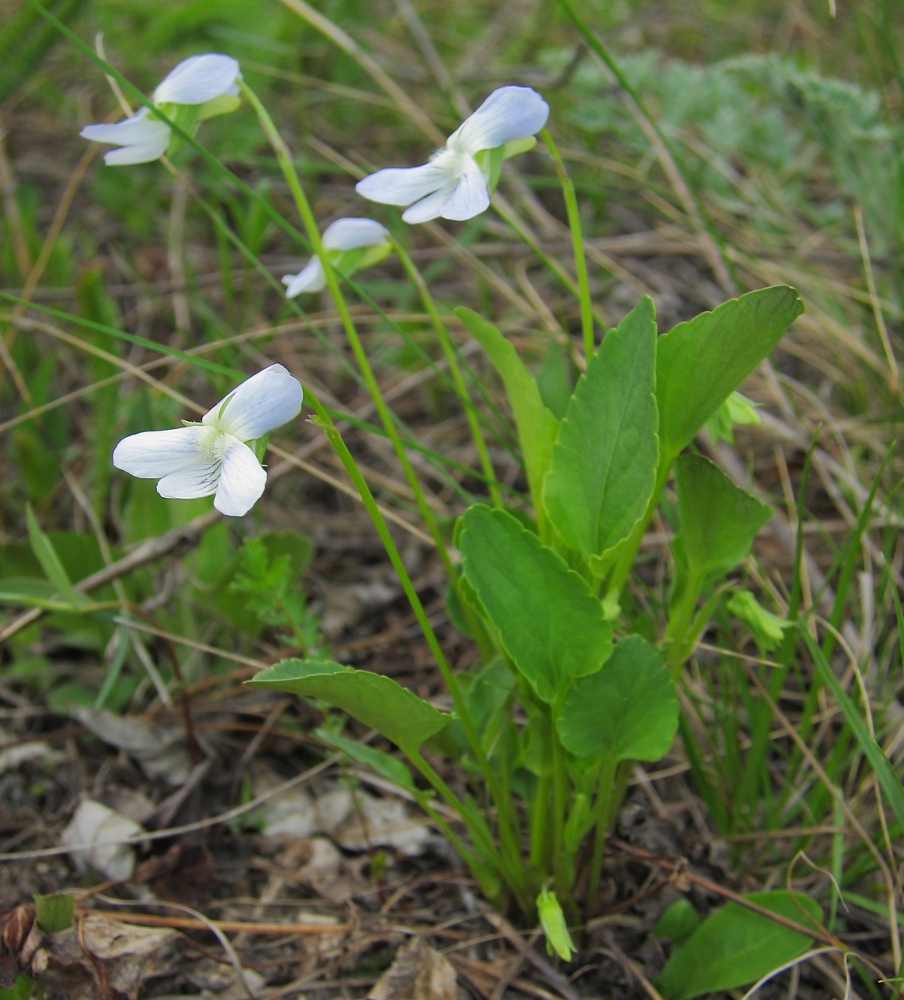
top-left (802, 628), bottom-right (904, 834)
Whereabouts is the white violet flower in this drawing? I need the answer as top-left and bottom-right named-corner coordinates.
top-left (282, 218), bottom-right (391, 298)
top-left (355, 86), bottom-right (549, 224)
top-left (80, 53), bottom-right (242, 166)
top-left (112, 364), bottom-right (302, 516)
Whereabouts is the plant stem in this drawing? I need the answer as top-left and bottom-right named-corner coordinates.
top-left (551, 709), bottom-right (567, 891)
top-left (666, 569), bottom-right (703, 665)
top-left (541, 128), bottom-right (594, 362)
top-left (585, 755), bottom-right (617, 918)
top-left (529, 771), bottom-right (552, 872)
top-left (392, 238), bottom-right (502, 508)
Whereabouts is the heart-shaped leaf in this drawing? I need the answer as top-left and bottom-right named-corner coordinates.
top-left (557, 636), bottom-right (677, 761)
top-left (674, 455), bottom-right (772, 582)
top-left (456, 309), bottom-right (560, 516)
top-left (656, 890), bottom-right (821, 1000)
top-left (543, 295), bottom-right (658, 567)
top-left (458, 505), bottom-right (612, 703)
top-left (247, 660), bottom-right (449, 753)
top-left (656, 286), bottom-right (803, 462)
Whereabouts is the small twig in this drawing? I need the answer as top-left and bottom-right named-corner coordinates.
top-left (82, 908), bottom-right (352, 936)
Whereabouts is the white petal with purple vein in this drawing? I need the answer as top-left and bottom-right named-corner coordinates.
top-left (157, 460), bottom-right (222, 500)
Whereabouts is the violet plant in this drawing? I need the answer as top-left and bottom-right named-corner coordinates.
top-left (29, 11), bottom-right (805, 952)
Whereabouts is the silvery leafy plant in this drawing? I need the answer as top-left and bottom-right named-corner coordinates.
top-left (65, 35), bottom-right (805, 948)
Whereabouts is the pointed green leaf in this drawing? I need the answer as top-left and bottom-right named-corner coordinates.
top-left (315, 728), bottom-right (417, 793)
top-left (557, 636), bottom-right (677, 762)
top-left (656, 891), bottom-right (821, 1000)
top-left (656, 286), bottom-right (803, 461)
top-left (247, 660), bottom-right (449, 753)
top-left (675, 455), bottom-right (772, 582)
top-left (456, 308), bottom-right (560, 507)
top-left (543, 296), bottom-right (658, 566)
top-left (25, 505), bottom-right (86, 609)
top-left (458, 506), bottom-right (612, 703)
top-left (34, 892), bottom-right (74, 934)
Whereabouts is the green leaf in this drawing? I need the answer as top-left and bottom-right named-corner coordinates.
top-left (543, 296), bottom-right (658, 568)
top-left (456, 308), bottom-right (560, 513)
top-left (247, 659), bottom-right (449, 753)
top-left (315, 729), bottom-right (416, 793)
top-left (34, 891), bottom-right (74, 933)
top-left (652, 898), bottom-right (701, 947)
top-left (656, 891), bottom-right (821, 1000)
top-left (656, 286), bottom-right (803, 461)
top-left (802, 629), bottom-right (904, 836)
top-left (674, 455), bottom-right (772, 583)
top-left (557, 636), bottom-right (677, 761)
top-left (458, 506), bottom-right (613, 703)
top-left (25, 505), bottom-right (86, 609)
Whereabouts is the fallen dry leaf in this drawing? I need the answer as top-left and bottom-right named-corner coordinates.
top-left (61, 799), bottom-right (144, 881)
top-left (278, 836), bottom-right (367, 904)
top-left (43, 914), bottom-right (177, 1000)
top-left (368, 937), bottom-right (459, 1000)
top-left (333, 790), bottom-right (432, 857)
top-left (0, 729), bottom-right (63, 774)
top-left (72, 707), bottom-right (192, 786)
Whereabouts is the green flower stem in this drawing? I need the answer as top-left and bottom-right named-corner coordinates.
top-left (491, 199), bottom-right (609, 340)
top-left (305, 388), bottom-right (526, 900)
top-left (541, 128), bottom-right (595, 362)
top-left (307, 386), bottom-right (521, 896)
top-left (584, 755), bottom-right (617, 919)
top-left (244, 80), bottom-right (457, 577)
top-left (242, 82), bottom-right (528, 896)
top-left (391, 238), bottom-right (502, 508)
top-left (406, 750), bottom-right (498, 866)
top-left (412, 743), bottom-right (528, 909)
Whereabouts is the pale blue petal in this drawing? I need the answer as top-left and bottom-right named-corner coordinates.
top-left (439, 157), bottom-right (490, 221)
top-left (356, 161), bottom-right (450, 206)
